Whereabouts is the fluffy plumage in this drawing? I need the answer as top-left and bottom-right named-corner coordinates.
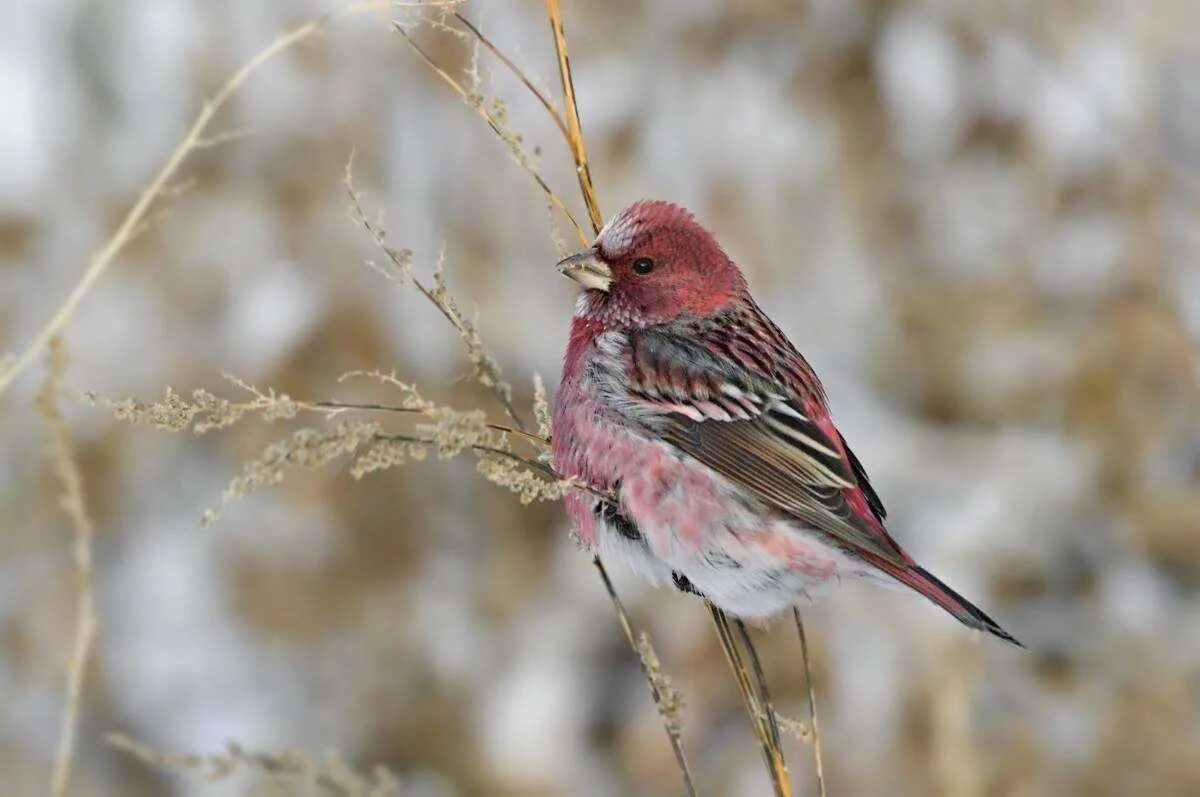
top-left (552, 200), bottom-right (1019, 645)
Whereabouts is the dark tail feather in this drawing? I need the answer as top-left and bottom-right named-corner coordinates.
top-left (869, 557), bottom-right (1023, 647)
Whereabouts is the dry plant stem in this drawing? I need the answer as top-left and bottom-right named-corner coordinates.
top-left (709, 605), bottom-right (793, 797)
top-left (545, 0), bottom-right (604, 234)
top-left (391, 24), bottom-right (589, 247)
top-left (931, 640), bottom-right (982, 797)
top-left (376, 432), bottom-right (611, 501)
top-left (734, 619), bottom-right (784, 753)
top-left (794, 608), bottom-right (827, 797)
top-left (452, 13), bottom-right (570, 141)
top-left (592, 560), bottom-right (697, 797)
top-left (106, 733), bottom-right (401, 796)
top-left (344, 167), bottom-right (529, 431)
top-left (349, 139), bottom-right (669, 787)
top-left (345, 170), bottom-right (621, 495)
top-left (239, 397), bottom-right (548, 446)
top-left (36, 339), bottom-right (98, 797)
top-left (0, 0), bottom-right (452, 397)
top-left (345, 173), bottom-right (619, 507)
top-left (542, 7), bottom-right (808, 790)
top-left (536, 7), bottom-right (706, 792)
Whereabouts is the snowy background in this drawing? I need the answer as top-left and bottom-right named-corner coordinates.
top-left (2, 0), bottom-right (1199, 795)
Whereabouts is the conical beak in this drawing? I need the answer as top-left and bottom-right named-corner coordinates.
top-left (556, 248), bottom-right (612, 292)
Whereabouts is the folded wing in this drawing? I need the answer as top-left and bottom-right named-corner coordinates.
top-left (617, 326), bottom-right (906, 567)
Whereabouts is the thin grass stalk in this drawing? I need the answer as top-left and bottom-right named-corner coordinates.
top-left (391, 12), bottom-right (696, 787)
top-left (593, 560), bottom-right (697, 797)
top-left (709, 606), bottom-right (793, 797)
top-left (391, 23), bottom-right (589, 247)
top-left (452, 13), bottom-right (570, 141)
top-left (37, 339), bottom-right (99, 797)
top-left (374, 433), bottom-right (613, 504)
top-left (228, 396), bottom-right (544, 441)
top-left (544, 0), bottom-right (604, 234)
top-left (106, 733), bottom-right (401, 794)
top-left (344, 158), bottom-right (530, 431)
top-left (734, 619), bottom-right (784, 753)
top-left (541, 6), bottom-right (806, 793)
top-left (537, 5), bottom-right (699, 791)
top-left (794, 608), bottom-right (827, 797)
top-left (0, 1), bottom-right (455, 397)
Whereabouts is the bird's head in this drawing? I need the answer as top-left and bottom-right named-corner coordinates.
top-left (557, 200), bottom-right (747, 327)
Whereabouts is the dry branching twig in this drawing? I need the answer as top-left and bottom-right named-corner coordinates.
top-left (593, 562), bottom-right (696, 795)
top-left (94, 375), bottom-right (574, 527)
top-left (635, 632), bottom-right (685, 735)
top-left (452, 12), bottom-right (570, 142)
top-left (73, 6), bottom-right (815, 795)
top-left (107, 733), bottom-right (402, 796)
top-left (384, 14), bottom-right (700, 787)
top-left (36, 338), bottom-right (99, 797)
top-left (391, 22), bottom-right (589, 246)
top-left (95, 137), bottom-right (606, 526)
top-left (344, 157), bottom-right (528, 429)
top-left (0, 1), bottom-right (462, 397)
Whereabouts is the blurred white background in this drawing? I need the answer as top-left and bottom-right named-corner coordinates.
top-left (2, 1), bottom-right (1199, 795)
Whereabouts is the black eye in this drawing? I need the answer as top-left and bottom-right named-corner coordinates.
top-left (632, 257), bottom-right (655, 275)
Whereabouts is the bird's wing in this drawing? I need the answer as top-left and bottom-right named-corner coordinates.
top-left (840, 431), bottom-right (887, 522)
top-left (614, 325), bottom-right (903, 566)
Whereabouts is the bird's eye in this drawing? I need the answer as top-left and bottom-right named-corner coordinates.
top-left (632, 257), bottom-right (655, 275)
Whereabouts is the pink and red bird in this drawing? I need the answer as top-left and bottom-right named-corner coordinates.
top-left (552, 199), bottom-right (1019, 645)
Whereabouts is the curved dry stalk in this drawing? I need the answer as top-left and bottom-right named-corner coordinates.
top-left (794, 608), bottom-right (827, 797)
top-left (545, 0), bottom-right (604, 235)
top-left (0, 1), bottom-right (457, 397)
top-left (36, 339), bottom-right (98, 797)
top-left (391, 23), bottom-right (589, 246)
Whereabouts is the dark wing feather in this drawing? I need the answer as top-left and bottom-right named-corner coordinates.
top-left (623, 327), bottom-right (905, 566)
top-left (839, 432), bottom-right (887, 522)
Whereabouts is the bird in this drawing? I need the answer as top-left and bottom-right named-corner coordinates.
top-left (550, 199), bottom-right (1020, 646)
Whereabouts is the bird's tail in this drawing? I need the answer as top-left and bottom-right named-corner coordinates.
top-left (866, 556), bottom-right (1023, 647)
